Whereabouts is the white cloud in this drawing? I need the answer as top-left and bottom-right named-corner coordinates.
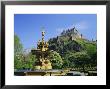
top-left (56, 28), bottom-right (65, 35)
top-left (74, 21), bottom-right (89, 30)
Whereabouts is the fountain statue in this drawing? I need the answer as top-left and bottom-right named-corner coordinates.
top-left (31, 30), bottom-right (52, 70)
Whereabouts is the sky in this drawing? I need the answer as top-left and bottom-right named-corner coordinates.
top-left (14, 14), bottom-right (97, 50)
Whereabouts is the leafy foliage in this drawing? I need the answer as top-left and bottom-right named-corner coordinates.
top-left (24, 53), bottom-right (36, 69)
top-left (14, 35), bottom-right (23, 55)
top-left (71, 51), bottom-right (90, 71)
top-left (14, 35), bottom-right (36, 70)
top-left (14, 34), bottom-right (23, 69)
top-left (48, 51), bottom-right (63, 69)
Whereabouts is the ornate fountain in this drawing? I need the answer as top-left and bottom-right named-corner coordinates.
top-left (31, 31), bottom-right (52, 70)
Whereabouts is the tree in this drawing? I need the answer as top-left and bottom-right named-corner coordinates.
top-left (14, 34), bottom-right (23, 69)
top-left (14, 35), bottom-right (23, 55)
top-left (48, 51), bottom-right (63, 69)
top-left (72, 51), bottom-right (90, 72)
top-left (23, 52), bottom-right (36, 70)
top-left (62, 51), bottom-right (75, 68)
top-left (14, 54), bottom-right (24, 69)
top-left (85, 43), bottom-right (97, 67)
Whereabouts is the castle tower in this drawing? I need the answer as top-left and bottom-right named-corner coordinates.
top-left (81, 34), bottom-right (82, 39)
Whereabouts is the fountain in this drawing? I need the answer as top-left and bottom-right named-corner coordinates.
top-left (31, 30), bottom-right (52, 70)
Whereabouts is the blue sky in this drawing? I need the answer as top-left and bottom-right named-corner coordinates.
top-left (14, 14), bottom-right (97, 49)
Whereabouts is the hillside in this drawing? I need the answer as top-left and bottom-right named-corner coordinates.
top-left (48, 27), bottom-right (96, 54)
top-left (48, 27), bottom-right (97, 69)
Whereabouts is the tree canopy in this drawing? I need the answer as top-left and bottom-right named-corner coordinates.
top-left (14, 35), bottom-right (36, 70)
top-left (48, 50), bottom-right (63, 69)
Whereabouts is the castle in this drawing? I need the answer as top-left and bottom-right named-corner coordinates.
top-left (57, 27), bottom-right (85, 42)
top-left (56, 27), bottom-right (96, 43)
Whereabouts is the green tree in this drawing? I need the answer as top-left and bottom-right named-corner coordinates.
top-left (62, 51), bottom-right (75, 68)
top-left (48, 51), bottom-right (63, 69)
top-left (14, 34), bottom-right (23, 70)
top-left (86, 43), bottom-right (97, 67)
top-left (23, 52), bottom-right (36, 70)
top-left (14, 54), bottom-right (24, 69)
top-left (14, 35), bottom-right (23, 55)
top-left (72, 51), bottom-right (90, 72)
